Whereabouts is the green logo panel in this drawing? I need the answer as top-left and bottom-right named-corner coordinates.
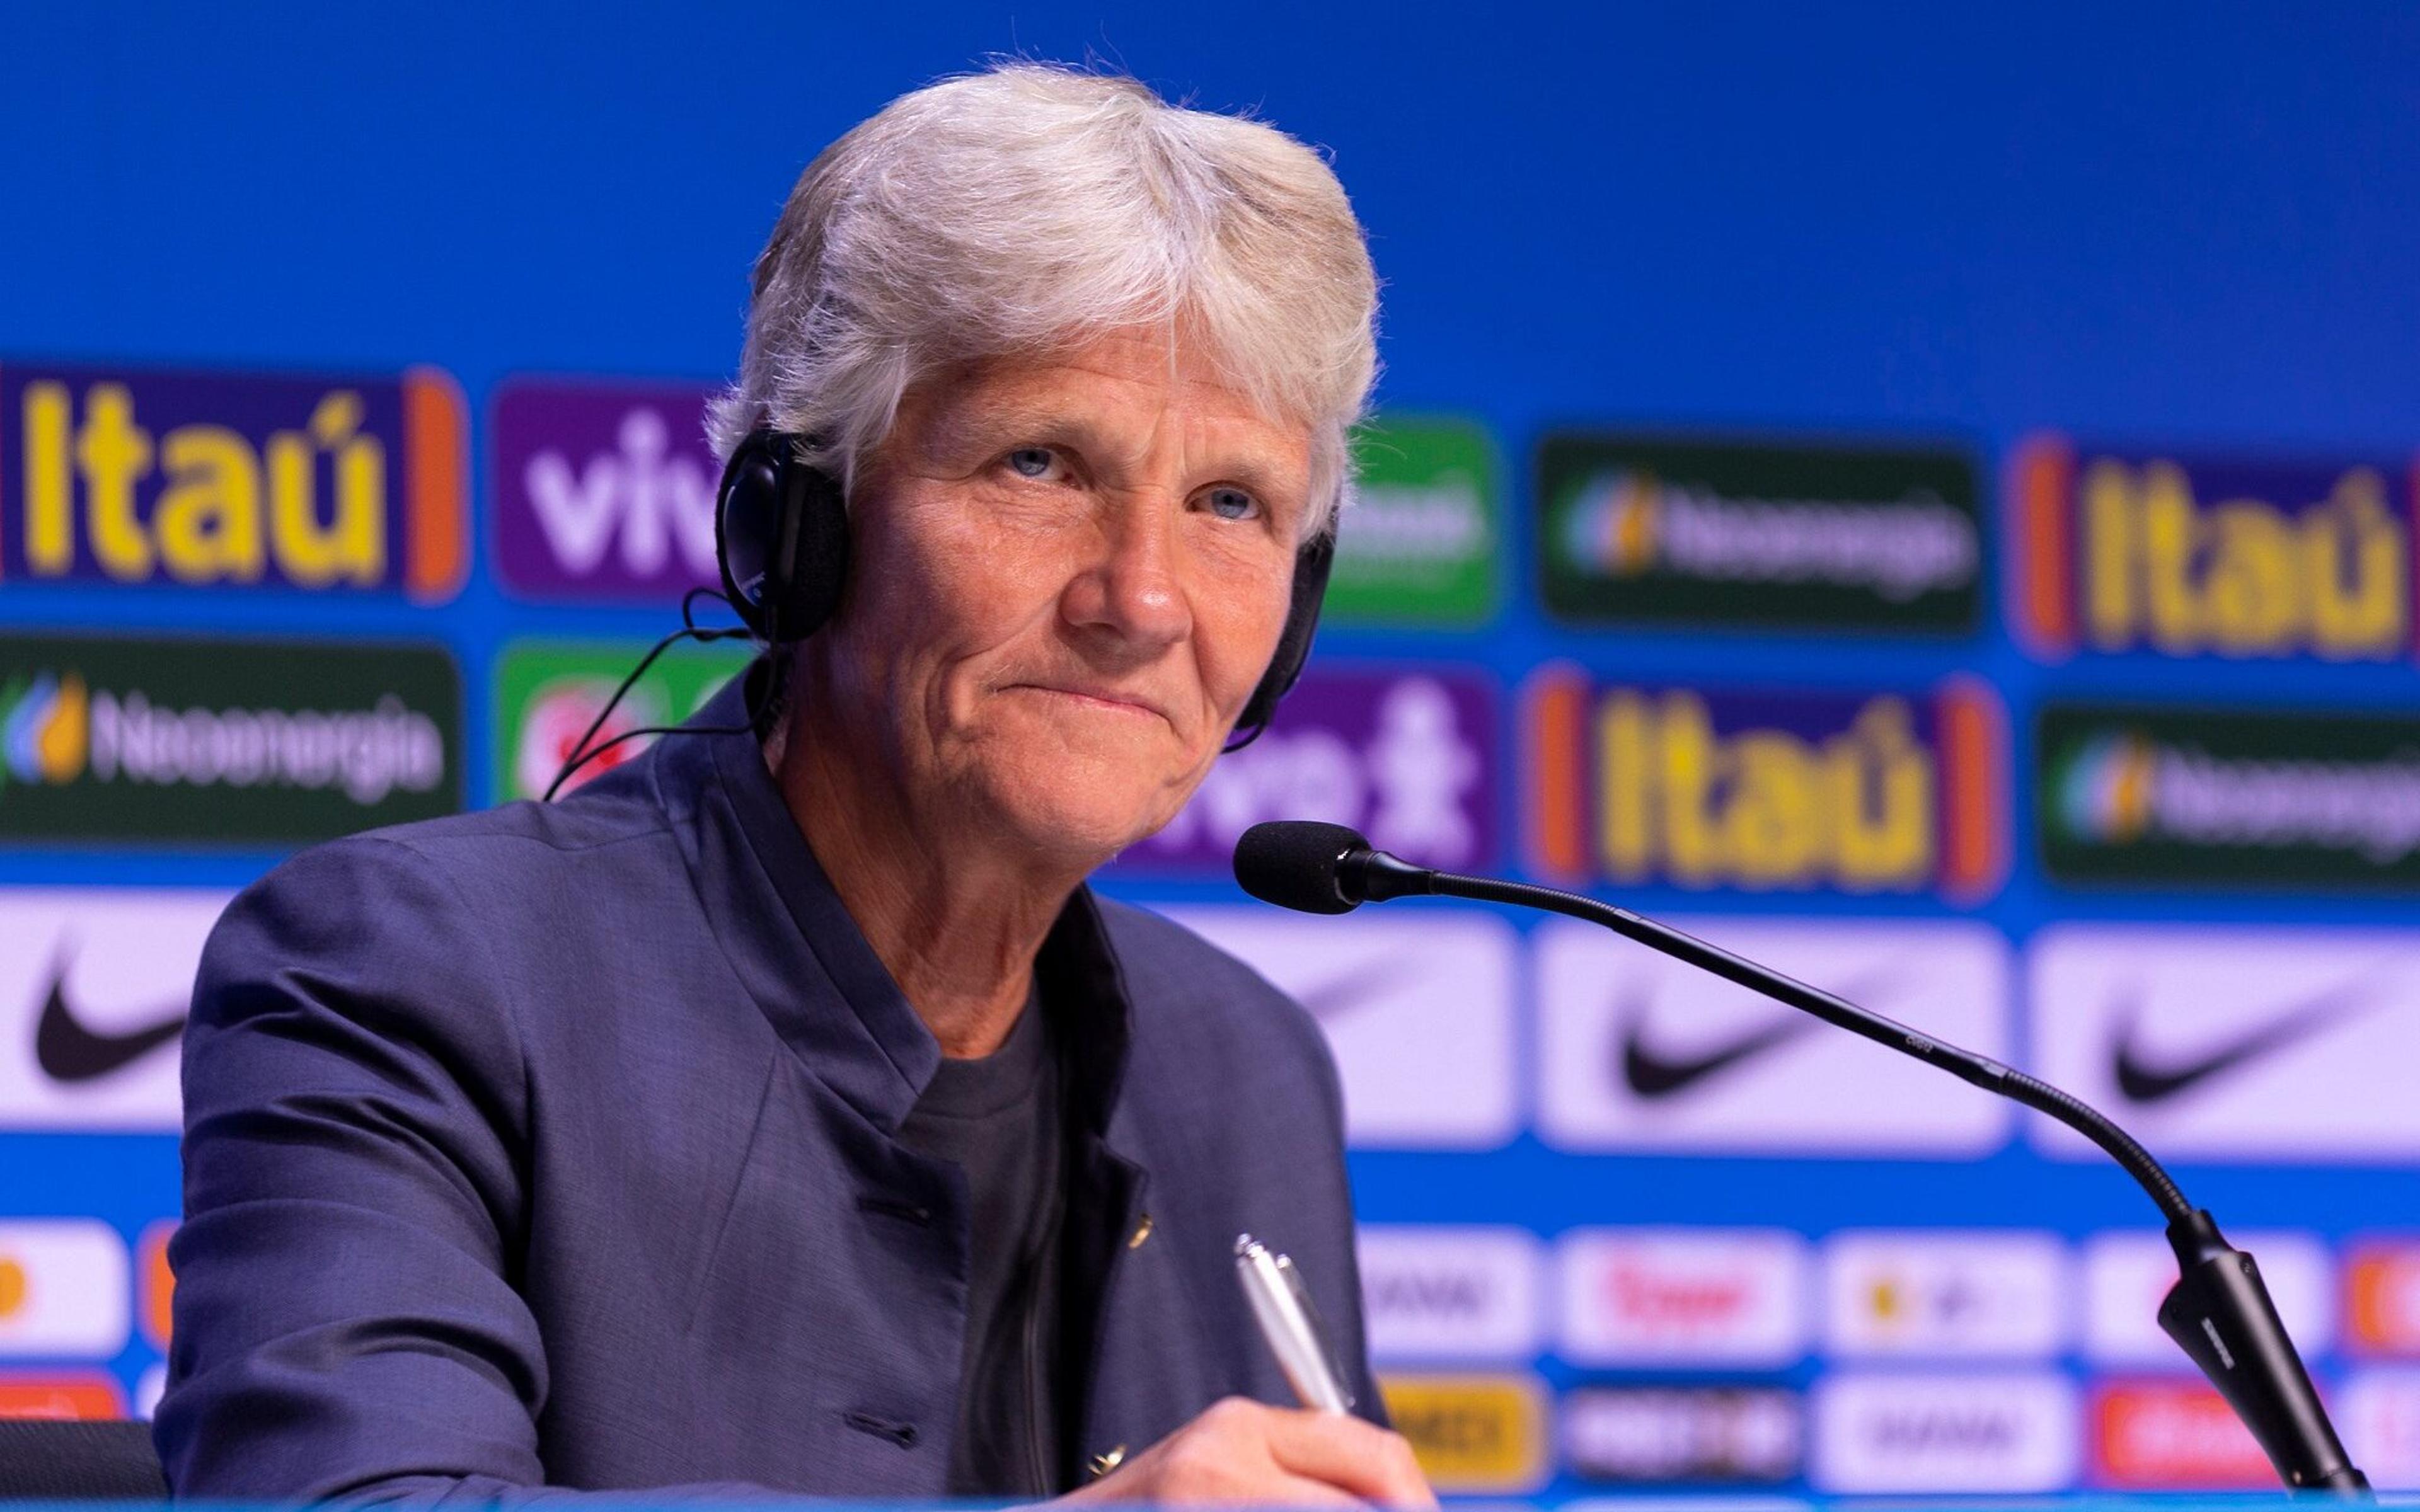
top-left (1328, 415), bottom-right (1499, 627)
top-left (493, 639), bottom-right (751, 803)
top-left (0, 633), bottom-right (461, 846)
top-left (2039, 701), bottom-right (2420, 891)
top-left (1536, 433), bottom-right (1984, 634)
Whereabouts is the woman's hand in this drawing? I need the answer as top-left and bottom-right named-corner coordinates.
top-left (1057, 1396), bottom-right (1438, 1508)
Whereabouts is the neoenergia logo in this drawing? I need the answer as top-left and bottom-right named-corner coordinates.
top-left (2041, 702), bottom-right (2420, 888)
top-left (0, 636), bottom-right (460, 845)
top-left (1, 673), bottom-right (87, 788)
top-left (1536, 434), bottom-right (1983, 634)
top-left (2054, 732), bottom-right (2159, 845)
top-left (1557, 467), bottom-right (1978, 603)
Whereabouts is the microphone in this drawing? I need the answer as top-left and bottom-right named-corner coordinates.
top-left (1234, 820), bottom-right (2372, 1497)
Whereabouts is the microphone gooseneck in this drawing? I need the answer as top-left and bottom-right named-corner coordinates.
top-left (1231, 819), bottom-right (2371, 1496)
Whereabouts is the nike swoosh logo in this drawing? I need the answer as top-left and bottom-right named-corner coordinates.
top-left (1292, 958), bottom-right (1424, 1024)
top-left (2110, 978), bottom-right (2378, 1104)
top-left (1617, 965), bottom-right (1903, 1101)
top-left (33, 948), bottom-right (187, 1083)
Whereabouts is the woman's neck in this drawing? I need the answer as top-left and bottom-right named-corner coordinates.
top-left (771, 702), bottom-right (1085, 1060)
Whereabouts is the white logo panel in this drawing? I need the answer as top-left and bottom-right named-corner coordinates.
top-left (1557, 1228), bottom-right (1807, 1366)
top-left (0, 888), bottom-right (230, 1130)
top-left (2081, 1229), bottom-right (2334, 1364)
top-left (0, 1220), bottom-right (130, 1358)
top-left (1811, 1371), bottom-right (2078, 1492)
top-left (1537, 916), bottom-right (2011, 1155)
top-left (1358, 1225), bottom-right (1543, 1361)
top-left (1163, 906), bottom-right (1518, 1150)
top-left (2342, 1372), bottom-right (2420, 1491)
top-left (1822, 1230), bottom-right (2068, 1357)
top-left (2029, 924), bottom-right (2420, 1161)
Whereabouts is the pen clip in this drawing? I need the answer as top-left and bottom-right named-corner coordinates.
top-left (1236, 1234), bottom-right (1357, 1414)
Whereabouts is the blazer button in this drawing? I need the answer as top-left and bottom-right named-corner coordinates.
top-left (1127, 1213), bottom-right (1153, 1250)
top-left (1089, 1444), bottom-right (1127, 1479)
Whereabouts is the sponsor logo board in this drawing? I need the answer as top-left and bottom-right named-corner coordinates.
top-left (1378, 1372), bottom-right (1550, 1494)
top-left (2342, 1370), bottom-right (2420, 1489)
top-left (1560, 1385), bottom-right (1802, 1484)
top-left (0, 1371), bottom-right (125, 1420)
top-left (2029, 925), bottom-right (2420, 1162)
top-left (1160, 907), bottom-right (1518, 1150)
top-left (1540, 433), bottom-right (1983, 634)
top-left (0, 360), bottom-right (466, 600)
top-left (489, 377), bottom-right (723, 602)
top-left (2347, 1241), bottom-right (2420, 1356)
top-left (2083, 1229), bottom-right (2332, 1364)
top-left (1522, 670), bottom-right (2004, 899)
top-left (1557, 1228), bottom-right (1806, 1366)
top-left (0, 634), bottom-right (459, 845)
top-left (2091, 1379), bottom-right (2274, 1488)
top-left (2009, 434), bottom-right (2416, 663)
top-left (1356, 1226), bottom-right (1543, 1361)
top-left (1330, 416), bottom-right (1499, 626)
top-left (1811, 1371), bottom-right (2078, 1493)
top-left (0, 1221), bottom-right (129, 1358)
top-left (492, 639), bottom-right (750, 801)
top-left (1821, 1230), bottom-right (2067, 1357)
top-left (1538, 917), bottom-right (2012, 1156)
top-left (1116, 667), bottom-right (1496, 878)
top-left (0, 888), bottom-right (229, 1129)
top-left (2041, 702), bottom-right (2420, 890)
top-left (135, 1364), bottom-right (164, 1422)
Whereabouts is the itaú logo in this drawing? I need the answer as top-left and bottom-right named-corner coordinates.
top-left (2011, 433), bottom-right (2416, 662)
top-left (1, 362), bottom-right (466, 600)
top-left (1523, 670), bottom-right (2005, 900)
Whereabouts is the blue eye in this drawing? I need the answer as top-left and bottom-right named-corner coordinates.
top-left (1007, 447), bottom-right (1056, 478)
top-left (1206, 486), bottom-right (1259, 521)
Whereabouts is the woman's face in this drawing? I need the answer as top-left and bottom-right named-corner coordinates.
top-left (807, 328), bottom-right (1315, 869)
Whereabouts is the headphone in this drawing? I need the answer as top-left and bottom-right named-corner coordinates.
top-left (713, 430), bottom-right (1333, 739)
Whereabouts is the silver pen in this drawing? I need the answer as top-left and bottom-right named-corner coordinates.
top-left (1235, 1233), bottom-right (1356, 1413)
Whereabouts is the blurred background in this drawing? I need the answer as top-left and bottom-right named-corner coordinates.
top-left (4, 1), bottom-right (2420, 1498)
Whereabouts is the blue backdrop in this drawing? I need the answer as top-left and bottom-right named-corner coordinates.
top-left (4, 2), bottom-right (2420, 1498)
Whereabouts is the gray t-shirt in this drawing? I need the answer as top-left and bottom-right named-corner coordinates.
top-left (896, 994), bottom-right (1066, 1497)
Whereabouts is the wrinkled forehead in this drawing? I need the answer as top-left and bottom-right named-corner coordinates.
top-left (894, 328), bottom-right (1317, 490)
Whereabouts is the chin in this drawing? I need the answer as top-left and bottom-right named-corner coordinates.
top-left (981, 760), bottom-right (1187, 871)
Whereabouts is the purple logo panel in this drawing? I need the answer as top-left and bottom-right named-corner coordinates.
top-left (490, 377), bottom-right (723, 601)
top-left (1110, 665), bottom-right (1498, 879)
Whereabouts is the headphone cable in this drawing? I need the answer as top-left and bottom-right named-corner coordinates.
top-left (541, 587), bottom-right (761, 802)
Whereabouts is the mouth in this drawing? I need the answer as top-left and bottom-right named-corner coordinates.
top-left (1008, 683), bottom-right (1170, 724)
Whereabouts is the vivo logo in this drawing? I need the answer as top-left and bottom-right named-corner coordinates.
top-left (492, 378), bottom-right (723, 601)
top-left (1118, 667), bottom-right (1497, 878)
top-left (1356, 1227), bottom-right (1543, 1361)
top-left (1812, 1372), bottom-right (2078, 1492)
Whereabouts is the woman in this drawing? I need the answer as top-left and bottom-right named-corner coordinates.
top-left (159, 62), bottom-right (1433, 1508)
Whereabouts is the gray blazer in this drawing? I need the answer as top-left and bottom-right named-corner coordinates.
top-left (156, 673), bottom-right (1378, 1501)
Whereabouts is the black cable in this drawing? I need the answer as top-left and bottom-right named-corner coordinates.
top-left (540, 588), bottom-right (758, 803)
top-left (1427, 868), bottom-right (2196, 1223)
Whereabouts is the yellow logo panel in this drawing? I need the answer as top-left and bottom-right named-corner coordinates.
top-left (1378, 1372), bottom-right (1549, 1494)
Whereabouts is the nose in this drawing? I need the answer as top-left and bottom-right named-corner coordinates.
top-left (1060, 500), bottom-right (1193, 659)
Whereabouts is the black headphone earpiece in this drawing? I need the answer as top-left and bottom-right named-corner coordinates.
top-left (715, 430), bottom-right (850, 644)
top-left (714, 427), bottom-right (1331, 735)
top-left (1231, 526), bottom-right (1334, 739)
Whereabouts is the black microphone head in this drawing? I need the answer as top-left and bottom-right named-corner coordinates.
top-left (1234, 821), bottom-right (1368, 914)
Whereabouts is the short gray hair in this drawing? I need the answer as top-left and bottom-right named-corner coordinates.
top-left (707, 62), bottom-right (1380, 536)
